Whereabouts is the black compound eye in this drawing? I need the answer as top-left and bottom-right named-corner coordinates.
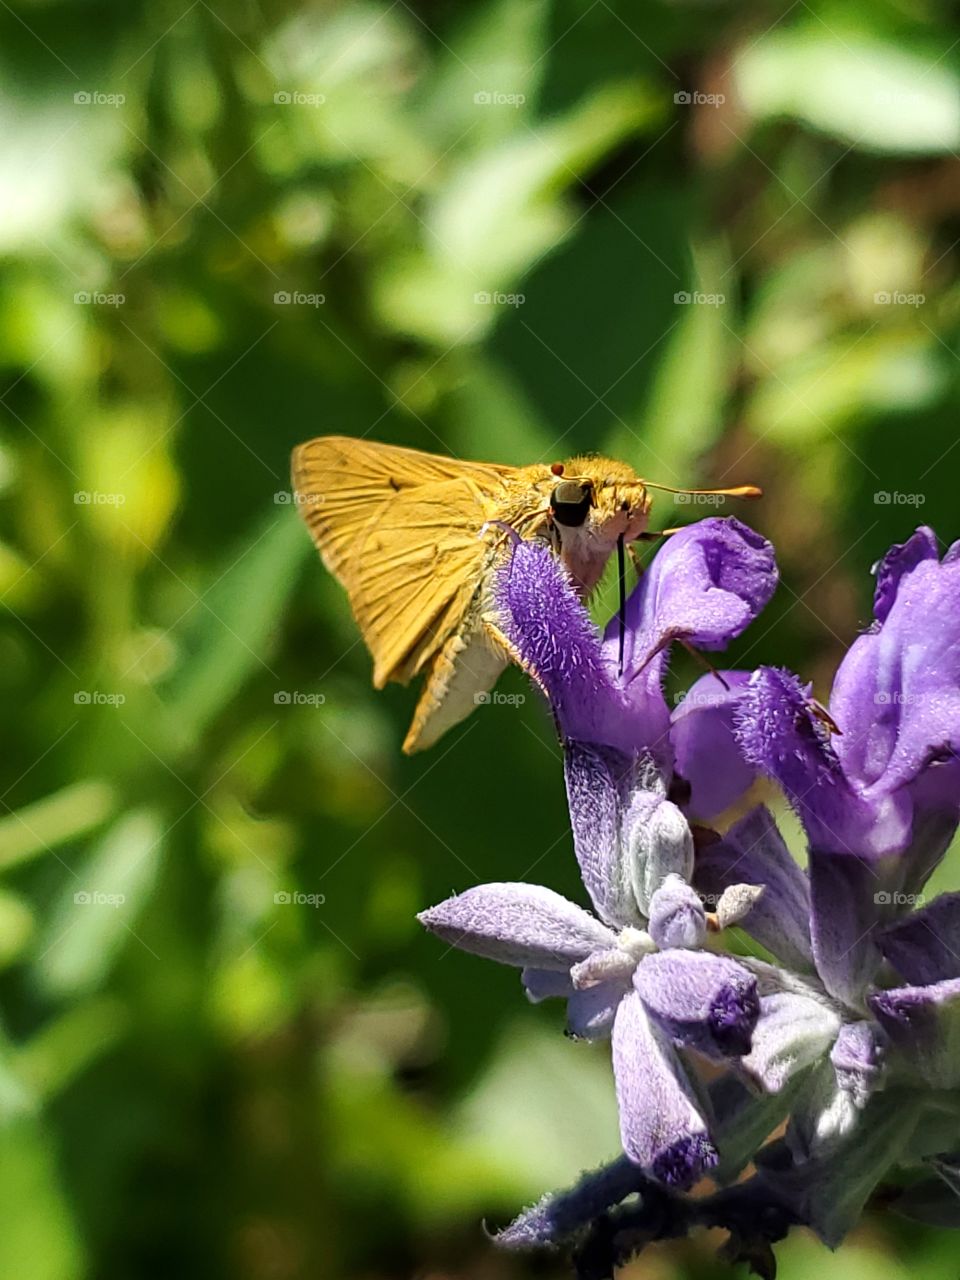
top-left (550, 480), bottom-right (593, 527)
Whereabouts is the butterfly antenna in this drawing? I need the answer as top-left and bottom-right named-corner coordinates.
top-left (643, 480), bottom-right (763, 499)
top-left (617, 534), bottom-right (627, 677)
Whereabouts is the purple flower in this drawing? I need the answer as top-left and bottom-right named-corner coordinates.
top-left (419, 520), bottom-right (960, 1270)
top-left (733, 528), bottom-right (960, 1006)
top-left (490, 517), bottom-right (779, 998)
top-left (419, 870), bottom-right (759, 1189)
top-left (496, 517), bottom-right (778, 807)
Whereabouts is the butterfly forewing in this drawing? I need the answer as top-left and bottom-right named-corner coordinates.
top-left (292, 436), bottom-right (511, 687)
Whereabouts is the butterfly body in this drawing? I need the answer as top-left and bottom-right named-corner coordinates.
top-left (292, 437), bottom-right (755, 752)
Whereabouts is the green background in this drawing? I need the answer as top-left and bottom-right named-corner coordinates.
top-left (2, 0), bottom-right (960, 1276)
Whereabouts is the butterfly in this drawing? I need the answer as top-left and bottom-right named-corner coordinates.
top-left (292, 436), bottom-right (760, 753)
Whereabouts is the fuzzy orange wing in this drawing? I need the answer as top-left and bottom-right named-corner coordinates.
top-left (292, 436), bottom-right (511, 686)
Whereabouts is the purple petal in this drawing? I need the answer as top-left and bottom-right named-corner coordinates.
top-left (612, 989), bottom-right (717, 1189)
top-left (830, 1020), bottom-right (884, 1107)
top-left (633, 949), bottom-right (759, 1060)
top-left (831, 528), bottom-right (960, 798)
top-left (871, 526), bottom-right (939, 624)
top-left (741, 991), bottom-right (841, 1093)
top-left (734, 667), bottom-right (911, 857)
top-left (572, 946), bottom-right (645, 989)
top-left (647, 874), bottom-right (707, 950)
top-left (564, 742), bottom-right (694, 926)
top-left (607, 517), bottom-right (778, 675)
top-left (693, 805), bottom-right (814, 971)
top-left (869, 976), bottom-right (960, 1088)
top-left (808, 849), bottom-right (888, 1007)
top-left (563, 742), bottom-right (643, 927)
top-left (789, 1060), bottom-right (860, 1158)
top-left (878, 891), bottom-right (960, 984)
top-left (669, 671), bottom-right (756, 819)
top-left (899, 772), bottom-right (960, 895)
top-left (522, 967), bottom-right (575, 1002)
top-left (418, 883), bottom-right (616, 969)
top-left (495, 539), bottom-right (625, 744)
top-left (568, 982), bottom-right (624, 1040)
top-left (621, 786), bottom-right (694, 918)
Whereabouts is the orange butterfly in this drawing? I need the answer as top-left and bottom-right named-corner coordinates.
top-left (292, 437), bottom-right (759, 753)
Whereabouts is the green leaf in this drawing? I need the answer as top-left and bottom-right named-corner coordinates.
top-left (374, 82), bottom-right (664, 343)
top-left (736, 30), bottom-right (960, 154)
top-left (34, 809), bottom-right (165, 998)
top-left (0, 780), bottom-right (115, 871)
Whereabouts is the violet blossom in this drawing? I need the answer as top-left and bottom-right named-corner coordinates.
top-left (421, 519), bottom-right (776, 1188)
top-left (418, 520), bottom-right (960, 1276)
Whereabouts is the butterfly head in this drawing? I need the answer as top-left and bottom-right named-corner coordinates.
top-left (551, 457), bottom-right (651, 543)
top-left (547, 457), bottom-right (651, 591)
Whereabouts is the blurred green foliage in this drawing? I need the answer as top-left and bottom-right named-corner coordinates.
top-left (3, 0), bottom-right (960, 1277)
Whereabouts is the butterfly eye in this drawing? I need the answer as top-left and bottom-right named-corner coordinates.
top-left (550, 479), bottom-right (593, 527)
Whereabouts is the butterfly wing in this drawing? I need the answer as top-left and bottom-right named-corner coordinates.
top-left (292, 436), bottom-right (512, 688)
